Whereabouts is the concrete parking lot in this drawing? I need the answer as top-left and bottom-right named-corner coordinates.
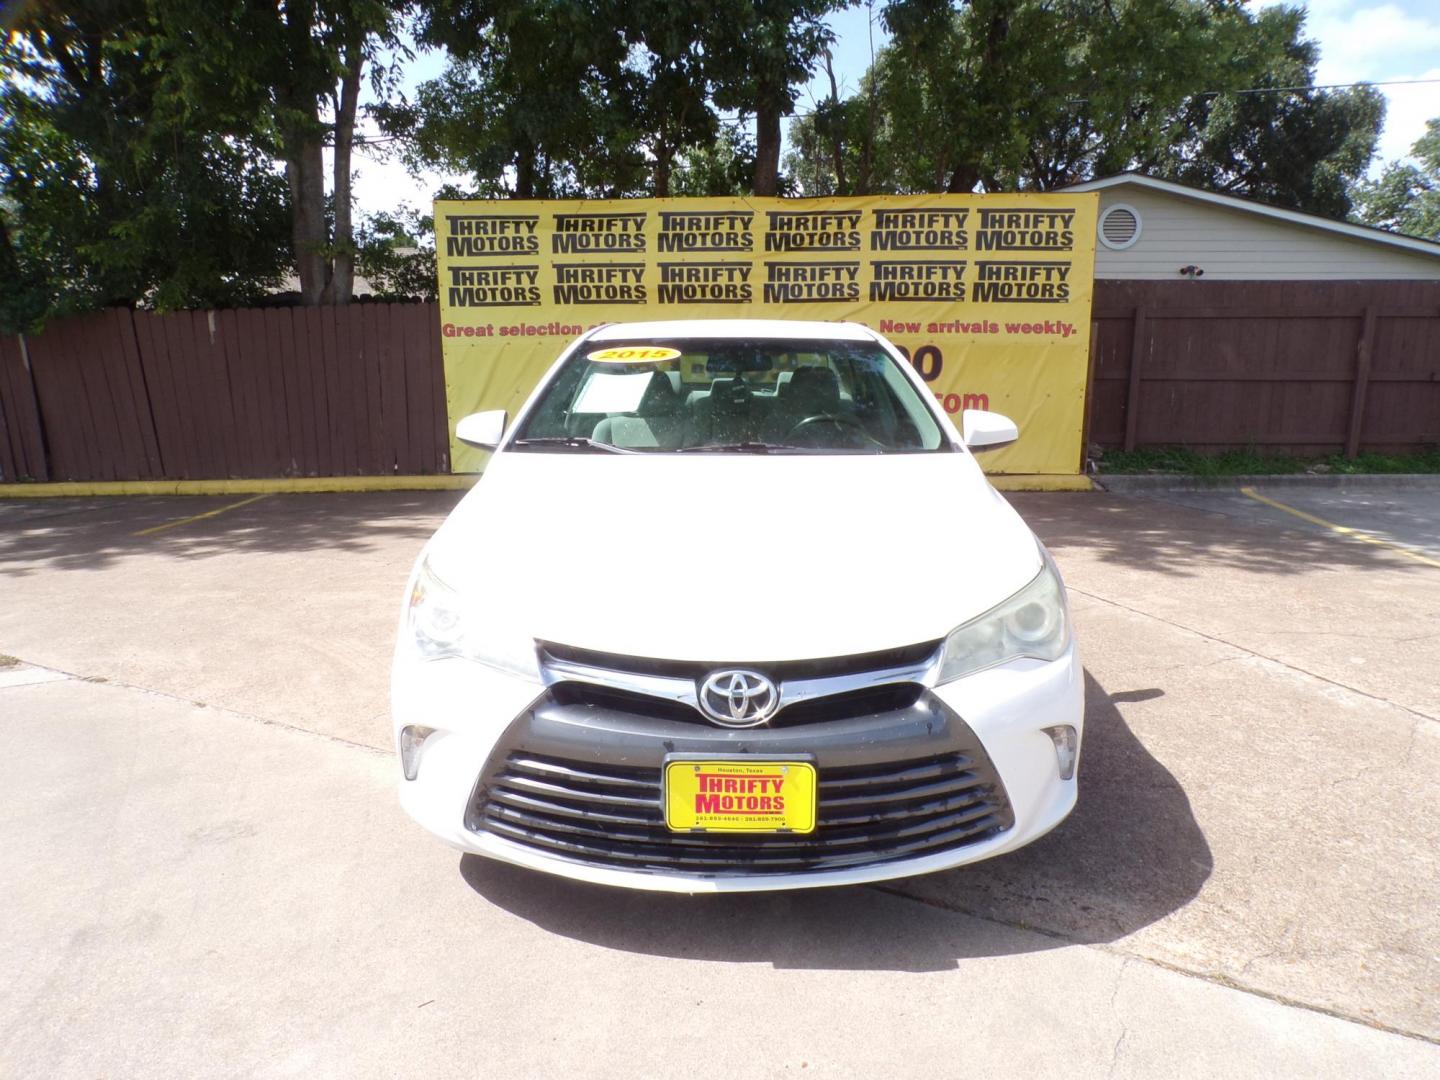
top-left (2, 482), bottom-right (1437, 1077)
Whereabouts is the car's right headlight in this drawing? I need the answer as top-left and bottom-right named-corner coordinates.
top-left (406, 555), bottom-right (540, 681)
top-left (936, 549), bottom-right (1071, 684)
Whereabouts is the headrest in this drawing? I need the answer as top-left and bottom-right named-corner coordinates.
top-left (637, 370), bottom-right (681, 415)
top-left (706, 377), bottom-right (752, 412)
top-left (784, 367), bottom-right (841, 413)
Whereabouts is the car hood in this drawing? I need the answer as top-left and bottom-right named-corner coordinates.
top-left (425, 449), bottom-right (1043, 662)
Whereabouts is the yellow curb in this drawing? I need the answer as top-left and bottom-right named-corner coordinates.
top-left (0, 476), bottom-right (480, 497)
top-left (989, 474), bottom-right (1093, 492)
top-left (0, 471), bottom-right (1090, 497)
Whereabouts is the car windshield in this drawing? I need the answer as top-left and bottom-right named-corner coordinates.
top-left (510, 337), bottom-right (949, 454)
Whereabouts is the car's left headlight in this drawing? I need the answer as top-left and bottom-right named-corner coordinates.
top-left (936, 548), bottom-right (1071, 684)
top-left (406, 555), bottom-right (541, 681)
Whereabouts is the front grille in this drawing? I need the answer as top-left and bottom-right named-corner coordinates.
top-left (549, 679), bottom-right (925, 728)
top-left (469, 748), bottom-right (1012, 875)
top-left (540, 639), bottom-right (940, 683)
top-left (538, 638), bottom-right (941, 729)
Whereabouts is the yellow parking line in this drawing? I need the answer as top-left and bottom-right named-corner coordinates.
top-left (132, 494), bottom-right (271, 537)
top-left (1239, 486), bottom-right (1440, 569)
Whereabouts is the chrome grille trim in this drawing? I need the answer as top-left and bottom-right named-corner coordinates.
top-left (538, 642), bottom-right (941, 725)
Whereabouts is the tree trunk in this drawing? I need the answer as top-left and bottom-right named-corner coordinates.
top-left (655, 144), bottom-right (672, 198)
top-left (322, 41), bottom-right (364, 305)
top-left (286, 137), bottom-right (329, 303)
top-left (947, 163), bottom-right (981, 194)
top-left (822, 51), bottom-right (846, 196)
top-left (515, 145), bottom-right (536, 199)
top-left (279, 0), bottom-right (328, 304)
top-left (754, 104), bottom-right (782, 196)
top-left (859, 0), bottom-right (877, 194)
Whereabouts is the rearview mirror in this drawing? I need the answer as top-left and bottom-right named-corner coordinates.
top-left (962, 409), bottom-right (1018, 452)
top-left (455, 410), bottom-right (507, 450)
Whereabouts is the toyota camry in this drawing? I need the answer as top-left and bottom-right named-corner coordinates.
top-left (392, 319), bottom-right (1083, 891)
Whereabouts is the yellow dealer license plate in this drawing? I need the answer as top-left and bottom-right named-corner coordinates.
top-left (663, 759), bottom-right (817, 834)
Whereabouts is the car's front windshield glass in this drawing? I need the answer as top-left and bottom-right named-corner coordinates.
top-left (510, 337), bottom-right (949, 454)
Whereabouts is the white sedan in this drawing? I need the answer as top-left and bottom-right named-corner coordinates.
top-left (392, 319), bottom-right (1082, 891)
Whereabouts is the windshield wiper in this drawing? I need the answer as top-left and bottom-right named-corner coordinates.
top-left (508, 436), bottom-right (638, 454)
top-left (674, 441), bottom-right (802, 454)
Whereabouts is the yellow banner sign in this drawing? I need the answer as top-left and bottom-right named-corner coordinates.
top-left (435, 194), bottom-right (1098, 474)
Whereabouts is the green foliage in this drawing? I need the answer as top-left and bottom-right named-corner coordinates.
top-left (384, 1), bottom-right (645, 199)
top-left (1099, 446), bottom-right (1440, 476)
top-left (356, 208), bottom-right (438, 300)
top-left (1352, 119), bottom-right (1440, 241)
top-left (1155, 6), bottom-right (1383, 218)
top-left (387, 0), bottom-right (838, 198)
top-left (671, 128), bottom-right (760, 197)
top-left (702, 0), bottom-right (839, 193)
top-left (786, 0), bottom-right (1383, 218)
top-left (147, 0), bottom-right (407, 302)
top-left (0, 3), bottom-right (293, 332)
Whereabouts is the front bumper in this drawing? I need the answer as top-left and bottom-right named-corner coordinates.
top-left (392, 642), bottom-right (1083, 893)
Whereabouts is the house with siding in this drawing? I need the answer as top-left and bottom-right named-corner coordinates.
top-left (1061, 172), bottom-right (1440, 280)
top-left (1057, 174), bottom-right (1440, 457)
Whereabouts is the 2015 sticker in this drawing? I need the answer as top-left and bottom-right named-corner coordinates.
top-left (586, 346), bottom-right (681, 363)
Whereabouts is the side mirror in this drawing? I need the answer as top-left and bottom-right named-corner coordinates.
top-left (455, 410), bottom-right (507, 450)
top-left (962, 409), bottom-right (1018, 452)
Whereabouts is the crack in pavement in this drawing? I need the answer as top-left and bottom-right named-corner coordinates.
top-left (1066, 587), bottom-right (1439, 727)
top-left (1328, 715), bottom-right (1422, 791)
top-left (0, 653), bottom-right (390, 756)
top-left (870, 882), bottom-right (1440, 1047)
top-left (1107, 957), bottom-right (1132, 1080)
top-left (12, 651), bottom-right (1440, 1049)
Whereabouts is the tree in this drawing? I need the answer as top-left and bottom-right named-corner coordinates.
top-left (151, 0), bottom-right (407, 304)
top-left (0, 1), bottom-right (292, 332)
top-left (787, 59), bottom-right (891, 197)
top-left (671, 127), bottom-right (760, 196)
top-left (785, 0), bottom-right (1382, 218)
top-left (704, 0), bottom-right (838, 195)
top-left (384, 0), bottom-right (643, 199)
top-left (1353, 119), bottom-right (1440, 241)
top-left (1154, 5), bottom-right (1383, 218)
top-left (356, 208), bottom-right (438, 300)
top-left (388, 0), bottom-right (839, 199)
top-left (618, 0), bottom-right (721, 196)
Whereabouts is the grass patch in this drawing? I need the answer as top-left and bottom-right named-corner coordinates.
top-left (1099, 447), bottom-right (1440, 476)
top-left (0, 654), bottom-right (20, 668)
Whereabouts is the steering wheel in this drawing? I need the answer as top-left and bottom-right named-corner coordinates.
top-left (786, 413), bottom-right (886, 447)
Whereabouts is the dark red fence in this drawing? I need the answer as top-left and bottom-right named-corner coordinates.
top-left (3, 284), bottom-right (1438, 483)
top-left (1089, 280), bottom-right (1440, 456)
top-left (0, 304), bottom-right (448, 482)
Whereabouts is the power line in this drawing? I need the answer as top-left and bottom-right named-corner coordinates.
top-left (1053, 76), bottom-right (1439, 109)
top-left (330, 75), bottom-right (1439, 145)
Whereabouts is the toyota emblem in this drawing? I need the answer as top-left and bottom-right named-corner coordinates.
top-left (698, 669), bottom-right (779, 727)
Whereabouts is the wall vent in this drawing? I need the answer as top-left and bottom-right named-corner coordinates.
top-left (1099, 204), bottom-right (1141, 250)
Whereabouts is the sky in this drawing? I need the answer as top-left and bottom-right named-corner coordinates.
top-left (346, 0), bottom-right (1440, 218)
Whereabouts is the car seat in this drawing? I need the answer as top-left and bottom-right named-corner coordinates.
top-left (590, 371), bottom-right (686, 449)
top-left (766, 367), bottom-right (842, 442)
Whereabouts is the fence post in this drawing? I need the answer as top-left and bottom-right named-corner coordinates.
top-left (1079, 320), bottom-right (1100, 472)
top-left (1123, 306), bottom-right (1147, 451)
top-left (1345, 305), bottom-right (1377, 460)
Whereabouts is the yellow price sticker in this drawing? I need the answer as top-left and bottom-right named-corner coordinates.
top-left (586, 346), bottom-right (681, 363)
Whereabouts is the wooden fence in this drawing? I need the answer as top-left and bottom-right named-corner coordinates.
top-left (2, 284), bottom-right (1438, 483)
top-left (0, 304), bottom-right (448, 482)
top-left (1089, 280), bottom-right (1440, 457)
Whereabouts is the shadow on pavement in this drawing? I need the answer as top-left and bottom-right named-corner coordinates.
top-left (460, 671), bottom-right (1211, 970)
top-left (0, 491), bottom-right (463, 576)
top-left (1008, 491), bottom-right (1423, 578)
